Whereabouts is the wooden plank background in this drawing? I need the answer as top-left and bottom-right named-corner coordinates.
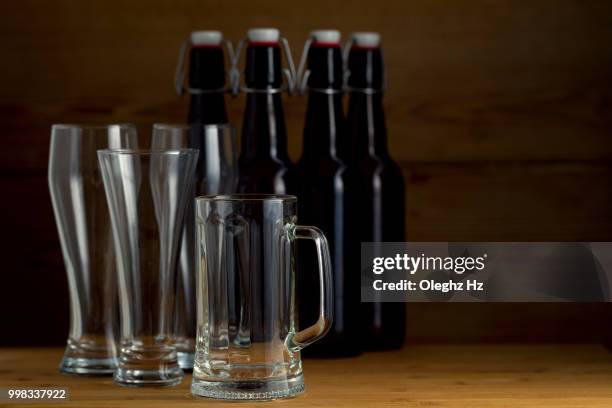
top-left (0, 0), bottom-right (611, 345)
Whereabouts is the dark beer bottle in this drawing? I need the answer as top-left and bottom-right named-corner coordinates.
top-left (347, 32), bottom-right (406, 350)
top-left (237, 28), bottom-right (296, 194)
top-left (187, 31), bottom-right (229, 125)
top-left (174, 31), bottom-right (231, 369)
top-left (297, 30), bottom-right (360, 357)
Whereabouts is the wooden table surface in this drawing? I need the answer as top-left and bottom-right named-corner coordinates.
top-left (1, 344), bottom-right (612, 407)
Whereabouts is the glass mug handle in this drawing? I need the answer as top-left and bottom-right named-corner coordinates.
top-left (288, 225), bottom-right (333, 350)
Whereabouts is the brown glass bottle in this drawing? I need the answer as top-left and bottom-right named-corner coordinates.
top-left (177, 32), bottom-right (231, 370)
top-left (187, 32), bottom-right (229, 125)
top-left (297, 31), bottom-right (361, 357)
top-left (185, 32), bottom-right (230, 195)
top-left (235, 29), bottom-right (297, 343)
top-left (347, 33), bottom-right (406, 350)
top-left (237, 28), bottom-right (296, 194)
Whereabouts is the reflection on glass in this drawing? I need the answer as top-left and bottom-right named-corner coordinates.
top-left (151, 123), bottom-right (238, 369)
top-left (98, 148), bottom-right (198, 386)
top-left (49, 124), bottom-right (138, 375)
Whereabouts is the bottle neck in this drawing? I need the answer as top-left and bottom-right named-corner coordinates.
top-left (244, 44), bottom-right (283, 89)
top-left (301, 44), bottom-right (346, 160)
top-left (188, 92), bottom-right (228, 124)
top-left (306, 44), bottom-right (343, 89)
top-left (347, 91), bottom-right (388, 157)
top-left (189, 46), bottom-right (226, 90)
top-left (240, 92), bottom-right (288, 160)
top-left (347, 47), bottom-right (384, 90)
top-left (187, 46), bottom-right (228, 124)
top-left (302, 90), bottom-right (346, 160)
top-left (240, 42), bottom-right (289, 161)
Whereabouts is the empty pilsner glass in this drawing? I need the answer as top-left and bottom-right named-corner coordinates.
top-left (98, 148), bottom-right (198, 386)
top-left (192, 194), bottom-right (333, 400)
top-left (151, 124), bottom-right (238, 369)
top-left (48, 124), bottom-right (138, 375)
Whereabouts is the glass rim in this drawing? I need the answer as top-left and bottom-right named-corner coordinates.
top-left (196, 194), bottom-right (297, 202)
top-left (153, 123), bottom-right (235, 132)
top-left (52, 123), bottom-right (136, 131)
top-left (97, 148), bottom-right (199, 156)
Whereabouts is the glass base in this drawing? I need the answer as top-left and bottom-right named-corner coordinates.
top-left (177, 351), bottom-right (194, 371)
top-left (59, 339), bottom-right (116, 376)
top-left (60, 356), bottom-right (116, 376)
top-left (114, 344), bottom-right (183, 387)
top-left (191, 374), bottom-right (305, 400)
top-left (114, 367), bottom-right (184, 387)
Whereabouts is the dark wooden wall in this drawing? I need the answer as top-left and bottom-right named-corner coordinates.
top-left (1, 0), bottom-right (611, 345)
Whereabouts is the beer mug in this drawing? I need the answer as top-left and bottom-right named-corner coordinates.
top-left (192, 194), bottom-right (333, 400)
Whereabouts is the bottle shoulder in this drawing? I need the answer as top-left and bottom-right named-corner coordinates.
top-left (297, 154), bottom-right (346, 170)
top-left (297, 157), bottom-right (361, 193)
top-left (353, 154), bottom-right (404, 182)
top-left (239, 154), bottom-right (295, 170)
top-left (237, 156), bottom-right (298, 195)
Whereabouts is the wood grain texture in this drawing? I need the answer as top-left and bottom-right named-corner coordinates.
top-left (0, 0), bottom-right (611, 173)
top-left (1, 345), bottom-right (612, 407)
top-left (403, 161), bottom-right (612, 241)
